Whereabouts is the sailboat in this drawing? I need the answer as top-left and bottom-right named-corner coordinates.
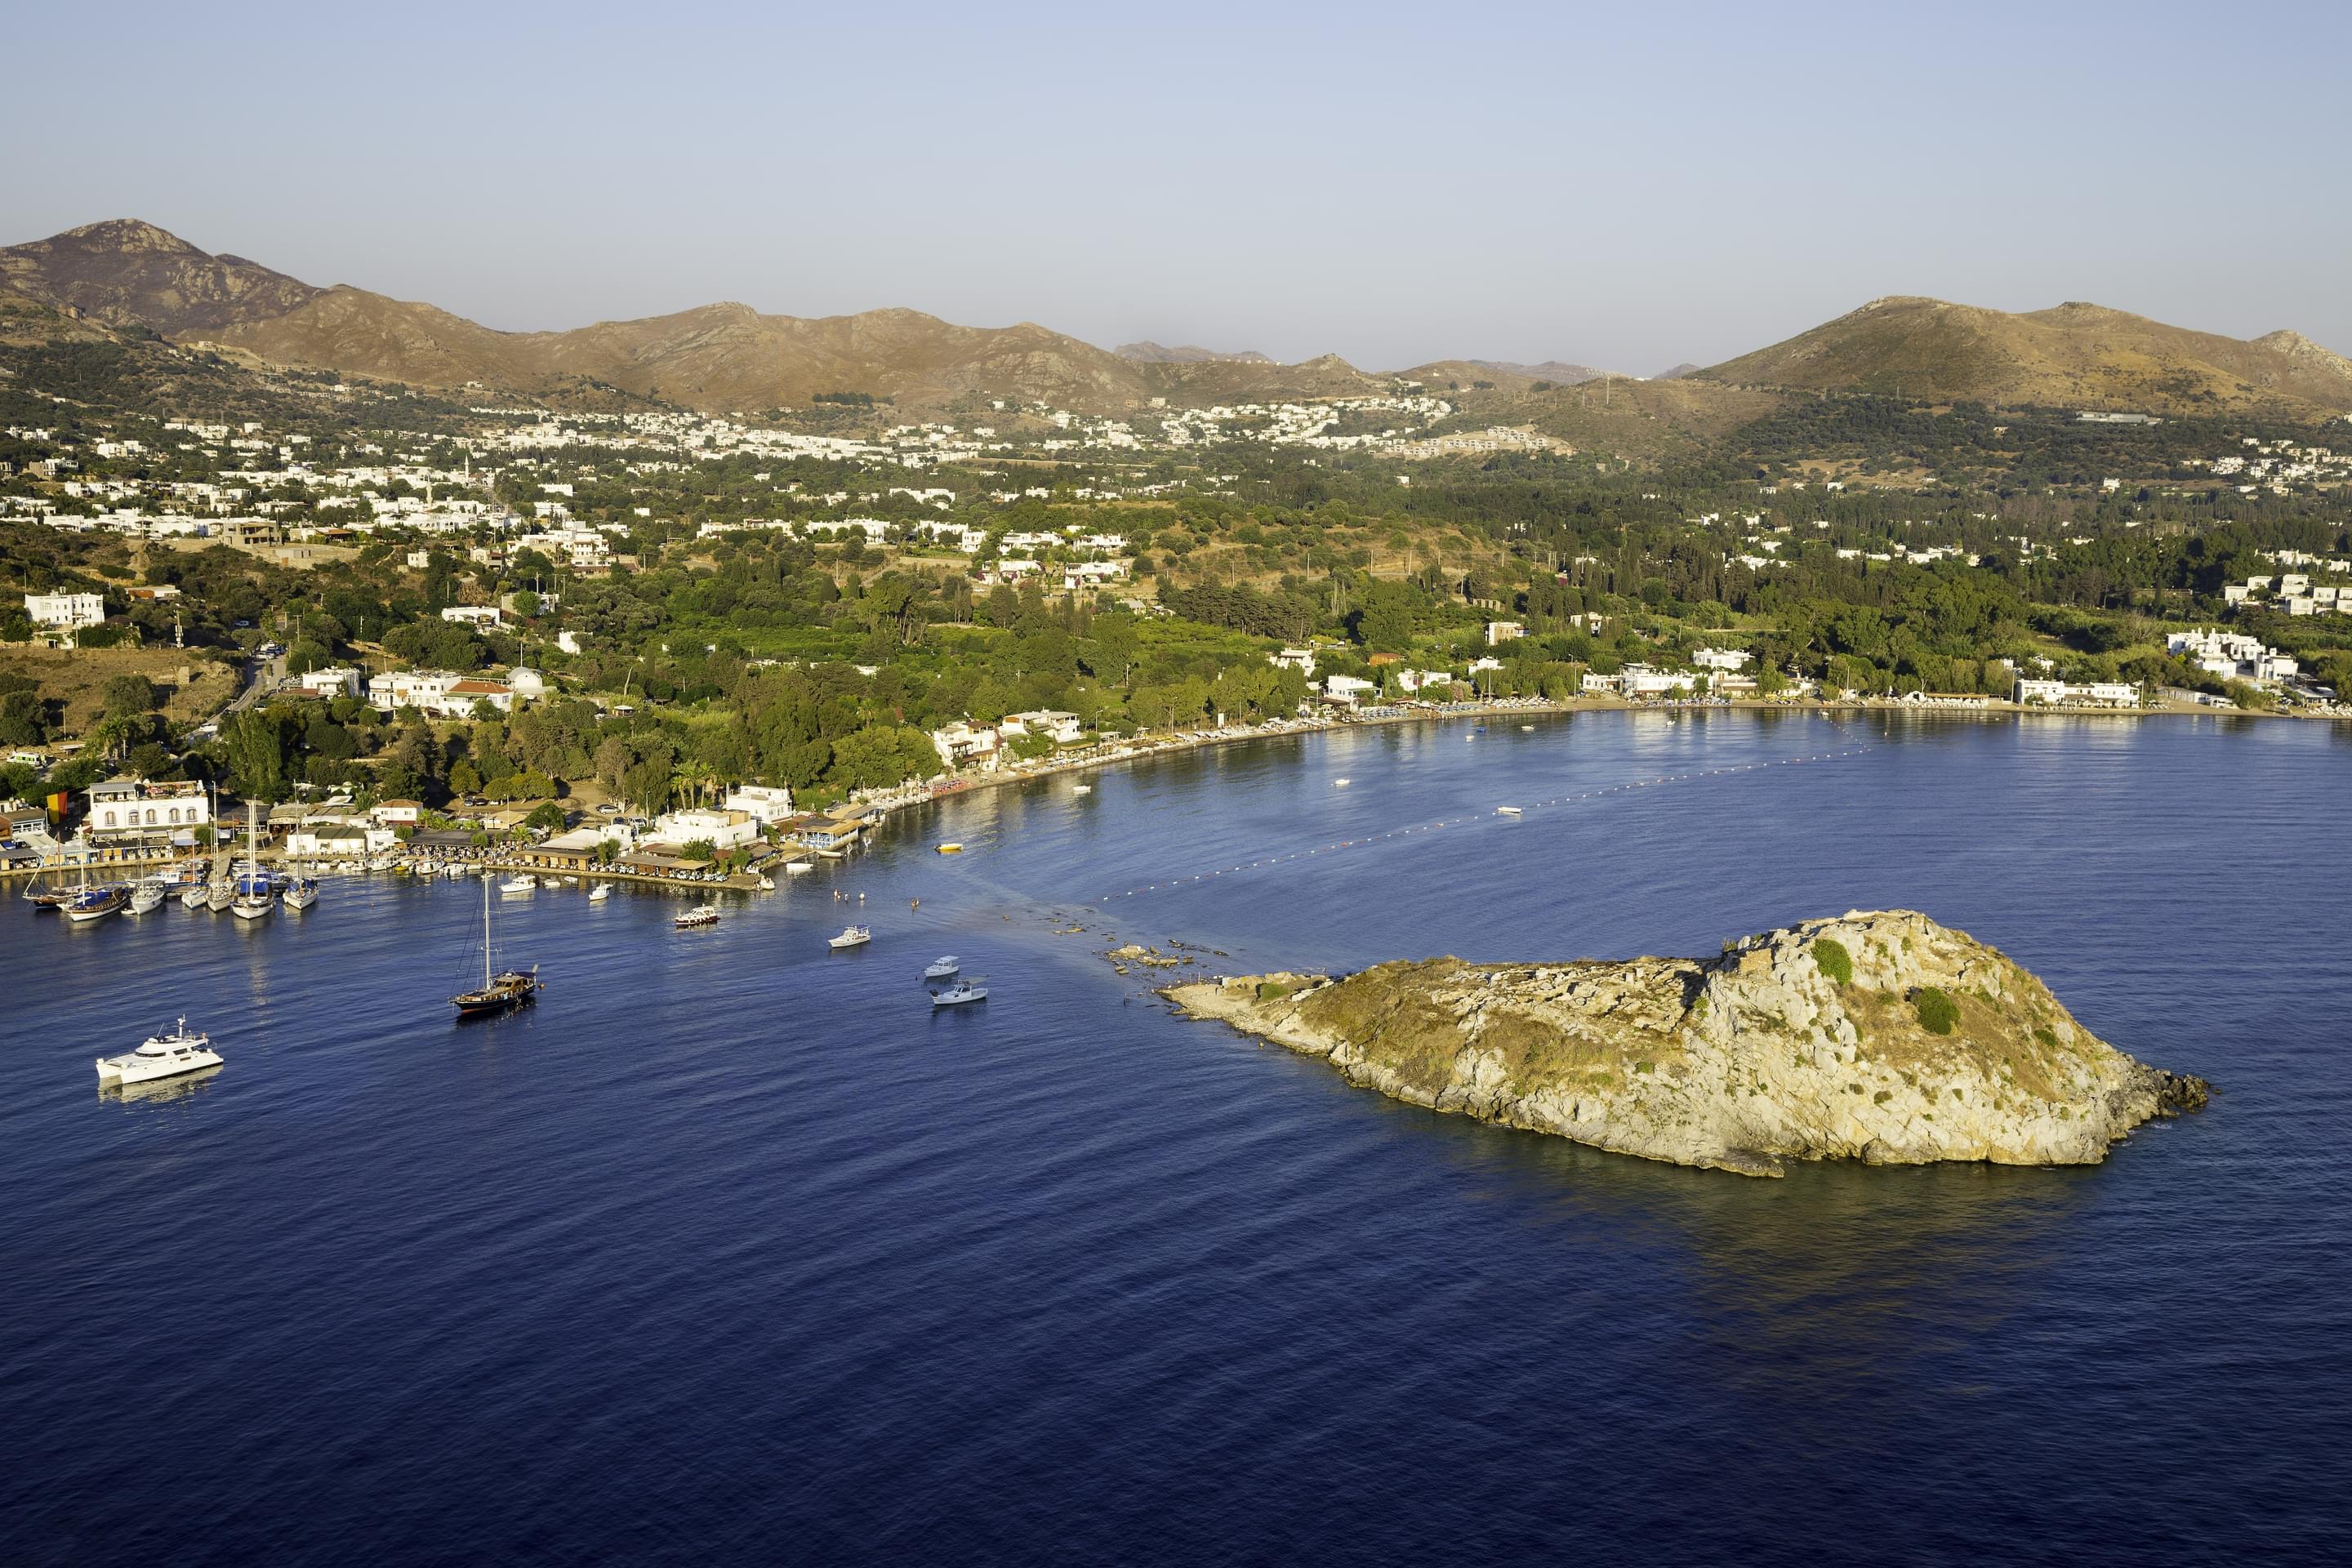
top-left (452, 874), bottom-right (541, 1017)
top-left (64, 853), bottom-right (128, 924)
top-left (230, 802), bottom-right (274, 920)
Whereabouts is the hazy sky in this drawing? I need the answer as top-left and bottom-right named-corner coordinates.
top-left (7, 0), bottom-right (2348, 372)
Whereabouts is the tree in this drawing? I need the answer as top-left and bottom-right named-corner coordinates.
top-left (99, 674), bottom-right (158, 718)
top-left (525, 800), bottom-right (566, 831)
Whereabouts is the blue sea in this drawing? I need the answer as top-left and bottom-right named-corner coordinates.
top-left (4, 710), bottom-right (2347, 1565)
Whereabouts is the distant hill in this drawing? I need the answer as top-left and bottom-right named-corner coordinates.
top-left (1113, 341), bottom-right (1273, 364)
top-left (0, 219), bottom-right (324, 336)
top-left (1694, 295), bottom-right (2352, 415)
top-left (1652, 363), bottom-right (1702, 381)
top-left (1466, 359), bottom-right (1617, 385)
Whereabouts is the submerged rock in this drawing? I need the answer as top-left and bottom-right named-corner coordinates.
top-left (1162, 911), bottom-right (2210, 1178)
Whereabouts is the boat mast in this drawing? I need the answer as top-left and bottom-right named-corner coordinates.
top-left (483, 874), bottom-right (493, 989)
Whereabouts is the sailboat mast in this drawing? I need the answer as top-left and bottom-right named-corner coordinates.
top-left (484, 875), bottom-right (493, 989)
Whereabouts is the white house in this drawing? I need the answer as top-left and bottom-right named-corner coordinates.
top-left (1000, 710), bottom-right (1084, 746)
top-left (721, 784), bottom-right (795, 824)
top-left (1323, 675), bottom-right (1379, 706)
top-left (372, 799), bottom-right (421, 828)
top-left (1693, 647), bottom-right (1753, 671)
top-left (931, 721), bottom-right (1000, 768)
top-left (24, 591), bottom-right (105, 630)
top-left (1622, 664), bottom-right (1698, 697)
top-left (367, 670), bottom-right (516, 716)
top-left (440, 604), bottom-right (504, 628)
top-left (648, 807), bottom-right (760, 853)
top-left (1270, 648), bottom-right (1317, 676)
top-left (1486, 621), bottom-right (1525, 646)
top-left (297, 666), bottom-right (362, 698)
top-left (87, 778), bottom-right (211, 841)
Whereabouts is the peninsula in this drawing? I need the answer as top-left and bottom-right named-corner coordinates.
top-left (1165, 911), bottom-right (2208, 1177)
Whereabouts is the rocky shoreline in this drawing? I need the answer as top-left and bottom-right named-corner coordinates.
top-left (1163, 910), bottom-right (2209, 1178)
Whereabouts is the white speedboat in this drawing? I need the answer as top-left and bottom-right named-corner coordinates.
top-left (97, 1018), bottom-right (222, 1087)
top-left (827, 924), bottom-right (871, 950)
top-left (1332, 777), bottom-right (1351, 787)
top-left (784, 861), bottom-right (814, 876)
top-left (932, 978), bottom-right (987, 1008)
top-left (675, 905), bottom-right (719, 929)
top-left (501, 875), bottom-right (535, 895)
top-left (1496, 805), bottom-right (1523, 816)
top-left (1073, 783), bottom-right (1092, 795)
top-left (127, 880), bottom-right (167, 915)
top-left (283, 877), bottom-right (318, 911)
top-left (588, 882), bottom-right (612, 903)
top-left (924, 955), bottom-right (960, 980)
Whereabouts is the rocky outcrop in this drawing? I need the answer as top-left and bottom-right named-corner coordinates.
top-left (1163, 911), bottom-right (2208, 1178)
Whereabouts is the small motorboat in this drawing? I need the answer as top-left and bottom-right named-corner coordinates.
top-left (1496, 805), bottom-right (1523, 817)
top-left (500, 875), bottom-right (535, 895)
top-left (539, 876), bottom-right (562, 889)
top-left (1332, 778), bottom-right (1350, 787)
top-left (924, 956), bottom-right (960, 980)
top-left (1521, 724), bottom-right (1535, 732)
top-left (932, 978), bottom-right (988, 1008)
top-left (935, 843), bottom-right (964, 855)
top-left (828, 924), bottom-right (871, 950)
top-left (588, 882), bottom-right (612, 903)
top-left (784, 861), bottom-right (814, 876)
top-left (1073, 784), bottom-right (1092, 795)
top-left (675, 905), bottom-right (719, 929)
top-left (98, 1017), bottom-right (223, 1087)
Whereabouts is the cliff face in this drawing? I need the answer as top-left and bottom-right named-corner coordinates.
top-left (1164, 911), bottom-right (2207, 1178)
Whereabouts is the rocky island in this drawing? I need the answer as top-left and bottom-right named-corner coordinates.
top-left (1164, 911), bottom-right (2208, 1177)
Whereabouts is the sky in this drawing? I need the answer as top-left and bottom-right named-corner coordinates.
top-left (6, 0), bottom-right (2349, 372)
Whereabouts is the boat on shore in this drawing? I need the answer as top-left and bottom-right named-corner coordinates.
top-left (675, 905), bottom-right (719, 929)
top-left (828, 924), bottom-right (871, 950)
top-left (452, 876), bottom-right (540, 1018)
top-left (96, 1017), bottom-right (223, 1088)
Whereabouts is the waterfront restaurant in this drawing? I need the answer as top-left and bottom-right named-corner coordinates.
top-left (87, 777), bottom-right (212, 846)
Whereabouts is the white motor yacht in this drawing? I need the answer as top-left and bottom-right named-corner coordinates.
top-left (828, 924), bottom-right (871, 950)
top-left (924, 956), bottom-right (960, 980)
top-left (501, 875), bottom-right (535, 895)
top-left (97, 1018), bottom-right (223, 1087)
top-left (932, 978), bottom-right (988, 1008)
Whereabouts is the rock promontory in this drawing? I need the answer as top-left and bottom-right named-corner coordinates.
top-left (1163, 911), bottom-right (2207, 1178)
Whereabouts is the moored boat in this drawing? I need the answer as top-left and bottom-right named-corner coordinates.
top-left (936, 842), bottom-right (964, 854)
top-left (500, 875), bottom-right (535, 895)
top-left (283, 876), bottom-right (318, 911)
top-left (65, 883), bottom-right (129, 924)
top-left (675, 904), bottom-right (719, 929)
top-left (827, 924), bottom-right (871, 950)
top-left (127, 880), bottom-right (167, 915)
top-left (451, 876), bottom-right (540, 1017)
top-left (931, 978), bottom-right (988, 1008)
top-left (924, 955), bottom-right (960, 980)
top-left (230, 804), bottom-right (273, 921)
top-left (588, 881), bottom-right (612, 902)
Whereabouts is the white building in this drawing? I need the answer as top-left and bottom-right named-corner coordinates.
top-left (1000, 710), bottom-right (1084, 746)
top-left (367, 670), bottom-right (516, 717)
top-left (721, 784), bottom-right (795, 823)
top-left (297, 666), bottom-right (362, 698)
top-left (1486, 621), bottom-right (1525, 646)
top-left (1693, 647), bottom-right (1753, 671)
top-left (24, 591), bottom-right (104, 630)
top-left (648, 807), bottom-right (760, 853)
top-left (1323, 675), bottom-right (1378, 706)
top-left (1270, 648), bottom-right (1317, 676)
top-left (931, 721), bottom-right (1000, 768)
top-left (87, 778), bottom-right (211, 841)
top-left (440, 605), bottom-right (504, 629)
top-left (2015, 679), bottom-right (2139, 708)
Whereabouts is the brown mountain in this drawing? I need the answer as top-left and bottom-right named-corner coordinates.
top-left (1466, 359), bottom-right (1617, 385)
top-left (0, 219), bottom-right (324, 336)
top-left (1113, 341), bottom-right (1273, 364)
top-left (1694, 295), bottom-right (2352, 414)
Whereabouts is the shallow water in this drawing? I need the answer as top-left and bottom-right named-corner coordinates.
top-left (5, 711), bottom-right (2347, 1565)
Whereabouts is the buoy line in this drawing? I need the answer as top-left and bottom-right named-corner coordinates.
top-left (1098, 739), bottom-right (1878, 902)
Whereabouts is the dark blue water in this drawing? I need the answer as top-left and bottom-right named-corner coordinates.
top-left (6, 711), bottom-right (2348, 1566)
